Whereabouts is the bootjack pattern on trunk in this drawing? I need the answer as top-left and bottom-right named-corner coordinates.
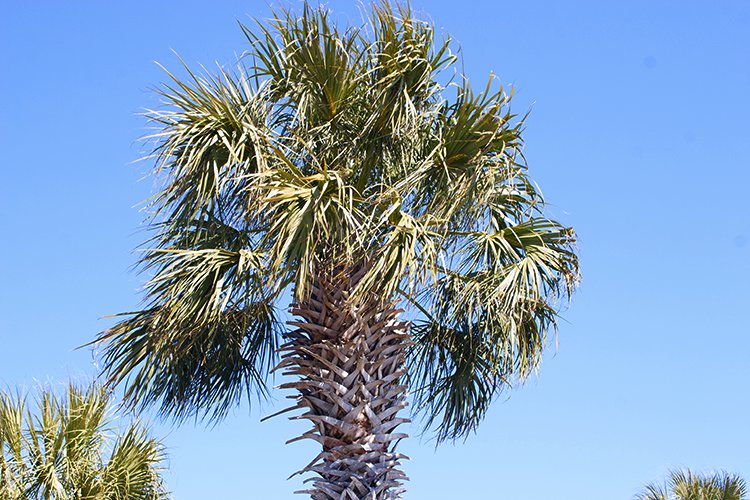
top-left (276, 266), bottom-right (410, 499)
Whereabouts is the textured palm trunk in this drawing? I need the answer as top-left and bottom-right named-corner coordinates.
top-left (276, 265), bottom-right (410, 499)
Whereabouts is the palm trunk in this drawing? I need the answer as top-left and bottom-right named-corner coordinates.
top-left (277, 265), bottom-right (410, 499)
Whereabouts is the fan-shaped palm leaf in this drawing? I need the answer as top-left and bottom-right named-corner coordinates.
top-left (637, 469), bottom-right (748, 500)
top-left (0, 383), bottom-right (168, 499)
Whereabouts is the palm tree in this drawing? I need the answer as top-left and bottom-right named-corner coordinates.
top-left (637, 469), bottom-right (748, 500)
top-left (0, 383), bottom-right (168, 499)
top-left (94, 2), bottom-right (579, 498)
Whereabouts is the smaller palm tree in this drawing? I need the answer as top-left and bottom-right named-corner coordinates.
top-left (0, 383), bottom-right (168, 500)
top-left (638, 469), bottom-right (747, 500)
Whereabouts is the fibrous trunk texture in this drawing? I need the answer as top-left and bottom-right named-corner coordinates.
top-left (277, 265), bottom-right (410, 499)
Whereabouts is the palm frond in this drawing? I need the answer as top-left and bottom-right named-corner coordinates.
top-left (354, 210), bottom-right (440, 302)
top-left (145, 60), bottom-right (275, 237)
top-left (636, 483), bottom-right (670, 500)
top-left (405, 215), bottom-right (578, 441)
top-left (637, 469), bottom-right (748, 500)
top-left (0, 384), bottom-right (168, 500)
top-left (0, 392), bottom-right (29, 499)
top-left (96, 246), bottom-right (282, 420)
top-left (407, 318), bottom-right (509, 442)
top-left (257, 167), bottom-right (365, 299)
top-left (101, 425), bottom-right (167, 500)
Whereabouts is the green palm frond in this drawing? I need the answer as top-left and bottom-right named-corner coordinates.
top-left (96, 246), bottom-right (281, 419)
top-left (0, 383), bottom-right (168, 500)
top-left (0, 391), bottom-right (28, 500)
top-left (100, 425), bottom-right (167, 500)
top-left (638, 469), bottom-right (748, 500)
top-left (146, 61), bottom-right (275, 237)
top-left (257, 167), bottom-right (365, 298)
top-left (405, 214), bottom-right (576, 440)
top-left (94, 0), bottom-right (579, 443)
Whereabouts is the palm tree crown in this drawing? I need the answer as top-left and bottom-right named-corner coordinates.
top-left (94, 1), bottom-right (578, 497)
top-left (637, 469), bottom-right (748, 500)
top-left (0, 383), bottom-right (168, 500)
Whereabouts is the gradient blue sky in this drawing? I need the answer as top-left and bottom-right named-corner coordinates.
top-left (2, 1), bottom-right (749, 499)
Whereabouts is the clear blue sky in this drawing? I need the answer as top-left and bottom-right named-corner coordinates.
top-left (2, 1), bottom-right (748, 498)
